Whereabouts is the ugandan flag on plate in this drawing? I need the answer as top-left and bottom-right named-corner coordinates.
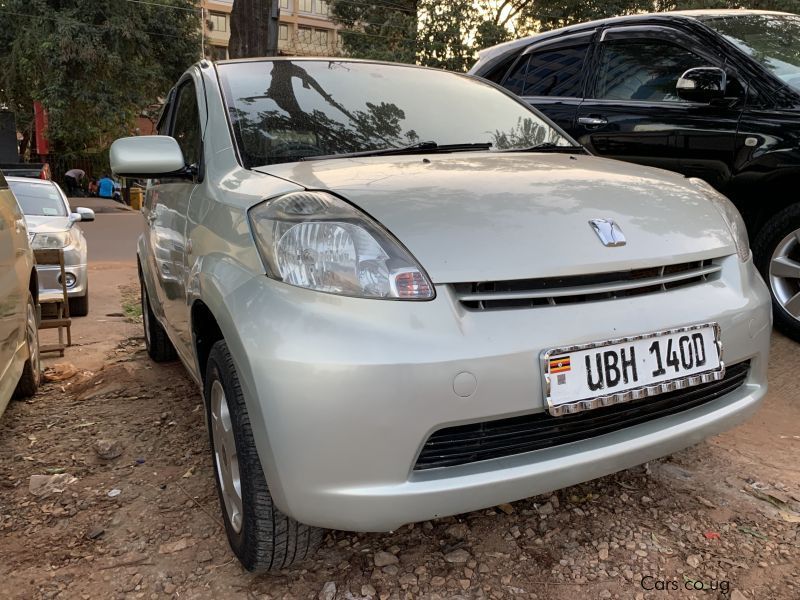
top-left (549, 355), bottom-right (571, 374)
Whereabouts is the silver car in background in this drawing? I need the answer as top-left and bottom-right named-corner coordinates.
top-left (7, 177), bottom-right (94, 316)
top-left (112, 59), bottom-right (771, 573)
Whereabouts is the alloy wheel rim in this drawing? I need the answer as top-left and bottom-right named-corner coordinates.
top-left (769, 228), bottom-right (800, 321)
top-left (210, 379), bottom-right (243, 533)
top-left (26, 302), bottom-right (40, 384)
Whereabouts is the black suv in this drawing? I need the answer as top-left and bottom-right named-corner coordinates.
top-left (471, 10), bottom-right (800, 340)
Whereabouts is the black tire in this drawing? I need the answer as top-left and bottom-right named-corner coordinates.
top-left (69, 291), bottom-right (89, 317)
top-left (204, 340), bottom-right (323, 572)
top-left (139, 272), bottom-right (177, 362)
top-left (13, 292), bottom-right (41, 398)
top-left (753, 204), bottom-right (800, 342)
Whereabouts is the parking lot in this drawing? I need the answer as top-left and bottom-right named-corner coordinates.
top-left (0, 206), bottom-right (797, 599)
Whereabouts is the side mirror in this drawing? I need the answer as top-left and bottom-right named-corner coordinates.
top-left (110, 135), bottom-right (188, 179)
top-left (676, 67), bottom-right (727, 103)
top-left (75, 207), bottom-right (95, 222)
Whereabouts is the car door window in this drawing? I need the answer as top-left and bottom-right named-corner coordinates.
top-left (503, 44), bottom-right (589, 98)
top-left (595, 39), bottom-right (707, 102)
top-left (171, 82), bottom-right (202, 166)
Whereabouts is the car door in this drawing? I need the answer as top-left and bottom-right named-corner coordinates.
top-left (0, 171), bottom-right (28, 381)
top-left (574, 26), bottom-right (745, 190)
top-left (0, 171), bottom-right (19, 373)
top-left (144, 75), bottom-right (204, 358)
top-left (500, 32), bottom-right (594, 133)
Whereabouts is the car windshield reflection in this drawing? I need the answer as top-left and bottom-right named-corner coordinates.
top-left (217, 60), bottom-right (572, 167)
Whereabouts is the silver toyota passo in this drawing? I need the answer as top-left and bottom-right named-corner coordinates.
top-left (111, 59), bottom-right (771, 572)
top-left (6, 177), bottom-right (94, 316)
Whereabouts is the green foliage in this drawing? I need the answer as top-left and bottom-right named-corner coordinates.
top-left (0, 0), bottom-right (200, 155)
top-left (417, 0), bottom-right (480, 71)
top-left (518, 1), bottom-right (652, 32)
top-left (330, 0), bottom-right (417, 63)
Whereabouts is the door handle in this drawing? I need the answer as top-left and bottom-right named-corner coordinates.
top-left (578, 116), bottom-right (608, 127)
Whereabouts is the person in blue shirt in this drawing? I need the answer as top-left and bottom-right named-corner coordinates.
top-left (97, 174), bottom-right (116, 199)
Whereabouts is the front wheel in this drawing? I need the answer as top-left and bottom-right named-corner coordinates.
top-left (753, 204), bottom-right (800, 342)
top-left (14, 292), bottom-right (41, 398)
top-left (204, 340), bottom-right (323, 572)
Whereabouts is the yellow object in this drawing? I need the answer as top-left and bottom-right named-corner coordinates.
top-left (129, 187), bottom-right (143, 210)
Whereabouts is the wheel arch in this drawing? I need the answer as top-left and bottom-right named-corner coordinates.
top-left (187, 264), bottom-right (292, 514)
top-left (734, 171), bottom-right (800, 236)
top-left (191, 299), bottom-right (224, 383)
top-left (29, 268), bottom-right (39, 305)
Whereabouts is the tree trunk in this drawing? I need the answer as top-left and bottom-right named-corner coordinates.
top-left (229, 0), bottom-right (280, 59)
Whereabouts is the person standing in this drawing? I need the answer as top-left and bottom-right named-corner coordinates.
top-left (64, 168), bottom-right (85, 196)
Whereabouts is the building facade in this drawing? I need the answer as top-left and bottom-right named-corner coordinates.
top-left (200, 0), bottom-right (341, 60)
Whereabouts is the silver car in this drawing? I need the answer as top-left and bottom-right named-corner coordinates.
top-left (0, 171), bottom-right (40, 416)
top-left (7, 177), bottom-right (94, 316)
top-left (111, 59), bottom-right (771, 572)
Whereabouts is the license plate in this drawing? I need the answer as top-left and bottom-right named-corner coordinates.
top-left (542, 324), bottom-right (723, 416)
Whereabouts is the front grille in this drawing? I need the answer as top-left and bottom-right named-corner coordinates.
top-left (414, 361), bottom-right (750, 471)
top-left (454, 259), bottom-right (721, 311)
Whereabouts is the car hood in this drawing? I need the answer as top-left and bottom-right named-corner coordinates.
top-left (254, 153), bottom-right (736, 283)
top-left (24, 215), bottom-right (73, 234)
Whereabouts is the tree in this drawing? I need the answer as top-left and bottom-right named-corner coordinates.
top-left (229, 0), bottom-right (280, 59)
top-left (516, 1), bottom-right (652, 32)
top-left (0, 0), bottom-right (199, 155)
top-left (417, 0), bottom-right (480, 71)
top-left (330, 0), bottom-right (418, 63)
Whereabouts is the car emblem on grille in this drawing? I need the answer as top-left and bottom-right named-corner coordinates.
top-left (589, 218), bottom-right (626, 247)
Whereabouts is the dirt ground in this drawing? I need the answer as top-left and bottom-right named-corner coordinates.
top-left (0, 263), bottom-right (797, 600)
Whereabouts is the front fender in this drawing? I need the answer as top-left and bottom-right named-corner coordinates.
top-left (186, 254), bottom-right (291, 513)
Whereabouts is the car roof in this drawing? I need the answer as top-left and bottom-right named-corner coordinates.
top-left (474, 9), bottom-right (796, 65)
top-left (211, 56), bottom-right (459, 75)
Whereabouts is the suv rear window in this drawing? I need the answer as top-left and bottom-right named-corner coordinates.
top-left (503, 44), bottom-right (589, 97)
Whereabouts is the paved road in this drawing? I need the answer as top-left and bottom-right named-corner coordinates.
top-left (67, 196), bottom-right (142, 263)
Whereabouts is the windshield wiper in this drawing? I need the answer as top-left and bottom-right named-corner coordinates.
top-left (495, 142), bottom-right (585, 154)
top-left (300, 141), bottom-right (493, 161)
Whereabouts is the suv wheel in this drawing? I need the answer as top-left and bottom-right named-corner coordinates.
top-left (140, 273), bottom-right (177, 362)
top-left (204, 340), bottom-right (323, 572)
top-left (14, 292), bottom-right (41, 398)
top-left (754, 204), bottom-right (800, 342)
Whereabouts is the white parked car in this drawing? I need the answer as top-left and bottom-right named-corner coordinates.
top-left (111, 59), bottom-right (771, 572)
top-left (7, 177), bottom-right (94, 316)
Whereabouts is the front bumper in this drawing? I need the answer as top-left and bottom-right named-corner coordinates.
top-left (224, 256), bottom-right (771, 531)
top-left (36, 263), bottom-right (88, 301)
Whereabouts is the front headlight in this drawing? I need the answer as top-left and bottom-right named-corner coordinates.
top-left (689, 178), bottom-right (750, 262)
top-left (30, 231), bottom-right (73, 249)
top-left (249, 191), bottom-right (435, 300)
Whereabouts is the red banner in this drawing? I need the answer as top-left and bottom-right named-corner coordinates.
top-left (34, 101), bottom-right (49, 156)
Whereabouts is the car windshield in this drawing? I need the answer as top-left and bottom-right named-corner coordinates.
top-left (217, 60), bottom-right (573, 167)
top-left (703, 13), bottom-right (800, 92)
top-left (8, 181), bottom-right (68, 217)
